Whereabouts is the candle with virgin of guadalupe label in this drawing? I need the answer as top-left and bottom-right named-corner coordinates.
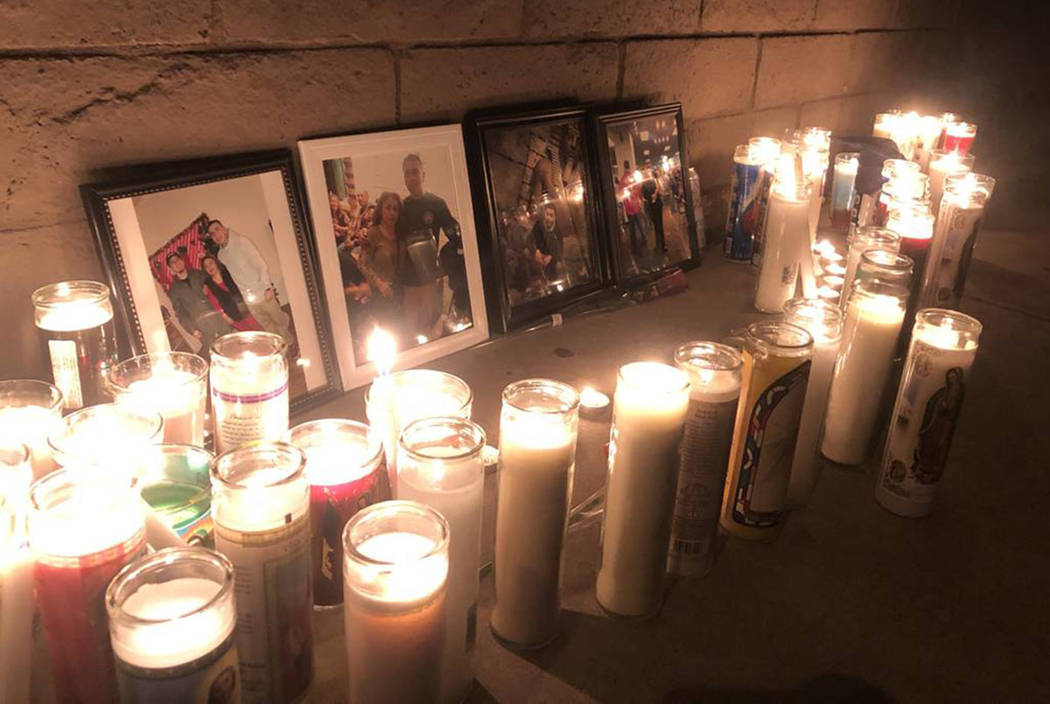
top-left (210, 332), bottom-right (289, 454)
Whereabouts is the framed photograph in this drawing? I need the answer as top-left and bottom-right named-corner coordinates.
top-left (465, 105), bottom-right (610, 333)
top-left (80, 150), bottom-right (341, 413)
top-left (593, 103), bottom-right (701, 282)
top-left (298, 124), bottom-right (489, 389)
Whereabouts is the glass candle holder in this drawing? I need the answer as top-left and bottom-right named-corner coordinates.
top-left (106, 547), bottom-right (239, 703)
top-left (284, 419), bottom-right (389, 608)
top-left (855, 250), bottom-right (915, 289)
top-left (857, 159), bottom-right (920, 228)
top-left (876, 310), bottom-right (982, 517)
top-left (492, 379), bottom-right (580, 648)
top-left (597, 362), bottom-right (690, 618)
top-left (210, 442), bottom-right (313, 702)
top-left (397, 417), bottom-right (486, 704)
top-left (365, 369), bottom-right (472, 496)
top-left (821, 280), bottom-right (908, 465)
top-left (724, 144), bottom-right (767, 262)
top-left (109, 352), bottom-right (209, 446)
top-left (721, 322), bottom-right (812, 541)
top-left (743, 136), bottom-right (783, 266)
top-left (29, 468), bottom-right (146, 704)
top-left (927, 148), bottom-right (975, 215)
top-left (32, 280), bottom-right (118, 410)
top-left (49, 403), bottom-right (163, 478)
top-left (668, 343), bottom-right (742, 577)
top-left (942, 120), bottom-right (977, 155)
top-left (872, 172), bottom-right (930, 227)
top-left (209, 332), bottom-right (289, 454)
top-left (0, 443), bottom-right (33, 704)
top-left (841, 227), bottom-right (901, 307)
top-left (343, 500), bottom-right (450, 704)
top-left (0, 379), bottom-right (63, 478)
top-left (138, 444), bottom-right (214, 546)
top-left (755, 166), bottom-right (811, 313)
top-left (921, 173), bottom-right (996, 309)
top-left (915, 114), bottom-right (944, 171)
top-left (783, 299), bottom-right (844, 507)
top-left (886, 201), bottom-right (936, 353)
top-left (830, 152), bottom-right (859, 231)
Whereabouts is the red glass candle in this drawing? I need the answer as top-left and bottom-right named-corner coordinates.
top-left (941, 120), bottom-right (976, 155)
top-left (887, 202), bottom-right (936, 354)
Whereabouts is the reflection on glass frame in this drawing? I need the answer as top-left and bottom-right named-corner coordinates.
top-left (466, 105), bottom-right (610, 333)
top-left (80, 150), bottom-right (342, 413)
top-left (593, 103), bottom-right (702, 282)
top-left (298, 124), bottom-right (489, 389)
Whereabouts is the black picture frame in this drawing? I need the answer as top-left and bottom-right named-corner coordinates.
top-left (592, 102), bottom-right (702, 284)
top-left (80, 149), bottom-right (342, 415)
top-left (464, 104), bottom-right (612, 334)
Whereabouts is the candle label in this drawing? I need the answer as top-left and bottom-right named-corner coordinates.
top-left (730, 360), bottom-right (810, 527)
top-left (669, 396), bottom-right (738, 574)
top-left (725, 159), bottom-right (766, 261)
top-left (48, 339), bottom-right (83, 410)
top-left (214, 513), bottom-right (313, 703)
top-left (930, 206), bottom-right (982, 307)
top-left (115, 631), bottom-right (240, 703)
top-left (879, 342), bottom-right (970, 505)
top-left (211, 382), bottom-right (289, 453)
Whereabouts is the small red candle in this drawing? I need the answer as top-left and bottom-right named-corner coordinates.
top-left (941, 120), bottom-right (976, 155)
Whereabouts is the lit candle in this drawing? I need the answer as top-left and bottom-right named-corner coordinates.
top-left (668, 343), bottom-right (741, 576)
top-left (921, 173), bottom-right (996, 309)
top-left (872, 111), bottom-right (901, 142)
top-left (0, 443), bottom-right (33, 704)
top-left (942, 120), bottom-right (977, 155)
top-left (106, 547), bottom-right (240, 702)
top-left (31, 280), bottom-right (118, 410)
top-left (29, 469), bottom-right (146, 704)
top-left (782, 299), bottom-right (843, 507)
top-left (915, 115), bottom-right (944, 171)
top-left (137, 444), bottom-right (215, 545)
top-left (209, 331), bottom-right (289, 454)
top-left (821, 274), bottom-right (845, 292)
top-left (821, 281), bottom-right (908, 465)
top-left (840, 227), bottom-right (900, 307)
top-left (397, 417), bottom-right (485, 704)
top-left (886, 201), bottom-right (936, 353)
top-left (854, 249), bottom-right (915, 289)
top-left (744, 136), bottom-right (784, 267)
top-left (210, 442), bottom-right (313, 703)
top-left (755, 154), bottom-right (810, 313)
top-left (830, 152), bottom-right (859, 231)
top-left (0, 379), bottom-right (63, 478)
top-left (343, 501), bottom-right (449, 704)
top-left (872, 172), bottom-right (929, 227)
top-left (857, 160), bottom-right (919, 227)
top-left (579, 385), bottom-right (611, 418)
top-left (492, 379), bottom-right (579, 647)
top-left (927, 149), bottom-right (975, 215)
top-left (721, 322), bottom-right (812, 540)
top-left (801, 141), bottom-right (830, 242)
top-left (110, 352), bottom-right (209, 446)
top-left (876, 310), bottom-right (982, 517)
top-left (285, 419), bottom-right (389, 608)
top-left (725, 143), bottom-right (769, 262)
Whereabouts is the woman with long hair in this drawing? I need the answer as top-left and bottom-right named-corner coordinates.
top-left (355, 191), bottom-right (402, 339)
top-left (200, 254), bottom-right (263, 331)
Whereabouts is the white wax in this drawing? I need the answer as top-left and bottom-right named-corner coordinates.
top-left (0, 546), bottom-right (34, 704)
top-left (122, 371), bottom-right (206, 446)
top-left (112, 578), bottom-right (233, 670)
top-left (0, 405), bottom-right (60, 478)
top-left (354, 532), bottom-right (446, 608)
top-left (928, 157), bottom-right (972, 215)
top-left (29, 482), bottom-right (144, 558)
top-left (756, 192), bottom-right (809, 313)
top-left (787, 331), bottom-right (840, 506)
top-left (303, 444), bottom-right (374, 486)
top-left (821, 295), bottom-right (905, 465)
top-left (596, 364), bottom-right (689, 617)
top-left (212, 470), bottom-right (309, 533)
top-left (491, 417), bottom-right (575, 645)
top-left (398, 451), bottom-right (483, 704)
top-left (36, 302), bottom-right (113, 332)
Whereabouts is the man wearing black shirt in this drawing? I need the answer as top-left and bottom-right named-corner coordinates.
top-left (165, 251), bottom-right (232, 352)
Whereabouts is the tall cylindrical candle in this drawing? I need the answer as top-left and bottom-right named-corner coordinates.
top-left (840, 227), bottom-right (900, 307)
top-left (915, 115), bottom-right (944, 171)
top-left (783, 299), bottom-right (844, 507)
top-left (668, 343), bottom-right (742, 576)
top-left (721, 322), bottom-right (813, 541)
top-left (927, 149), bottom-right (975, 216)
top-left (209, 332), bottom-right (289, 454)
top-left (343, 500), bottom-right (449, 704)
top-left (830, 152), bottom-right (859, 232)
top-left (285, 419), bottom-right (389, 608)
top-left (821, 280), bottom-right (908, 465)
top-left (397, 417), bottom-right (485, 704)
top-left (109, 352), bottom-right (209, 446)
top-left (210, 442), bottom-right (313, 704)
top-left (30, 469), bottom-right (146, 704)
top-left (745, 136), bottom-right (784, 268)
top-left (138, 445), bottom-right (214, 545)
top-left (755, 161), bottom-right (810, 313)
top-left (596, 362), bottom-right (690, 617)
top-left (32, 280), bottom-right (118, 410)
top-left (365, 369), bottom-right (472, 496)
top-left (886, 202), bottom-right (936, 354)
top-left (876, 310), bottom-right (982, 517)
top-left (724, 144), bottom-right (767, 262)
top-left (106, 548), bottom-right (240, 703)
top-left (920, 173), bottom-right (996, 309)
top-left (942, 120), bottom-right (977, 155)
top-left (491, 379), bottom-right (579, 648)
top-left (0, 379), bottom-right (63, 478)
top-left (0, 443), bottom-right (33, 704)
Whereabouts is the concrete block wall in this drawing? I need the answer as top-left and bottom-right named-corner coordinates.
top-left (0, 0), bottom-right (960, 379)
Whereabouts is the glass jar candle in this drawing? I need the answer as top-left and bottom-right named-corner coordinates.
top-left (109, 352), bottom-right (209, 446)
top-left (668, 343), bottom-right (742, 576)
top-left (857, 159), bottom-right (920, 227)
top-left (492, 379), bottom-right (580, 648)
top-left (106, 547), bottom-right (239, 703)
top-left (0, 379), bottom-right (63, 478)
top-left (915, 114), bottom-right (944, 171)
top-left (876, 310), bottom-right (982, 517)
top-left (942, 120), bottom-right (977, 155)
top-left (872, 172), bottom-right (930, 227)
top-left (840, 227), bottom-right (901, 307)
top-left (0, 444), bottom-right (33, 704)
top-left (343, 500), bottom-right (450, 704)
top-left (397, 417), bottom-right (486, 704)
top-left (872, 111), bottom-right (901, 141)
top-left (32, 280), bottom-right (118, 410)
top-left (821, 280), bottom-right (908, 465)
top-left (49, 403), bottom-right (163, 477)
top-left (830, 152), bottom-right (859, 231)
top-left (30, 468), bottom-right (146, 704)
top-left (725, 144), bottom-right (768, 262)
top-left (755, 160), bottom-right (811, 313)
top-left (743, 136), bottom-right (783, 266)
top-left (886, 201), bottom-right (936, 353)
top-left (365, 369), bottom-right (472, 496)
top-left (209, 332), bottom-right (289, 454)
top-left (855, 250), bottom-right (915, 289)
top-left (284, 419), bottom-right (389, 608)
top-left (927, 148), bottom-right (975, 215)
top-left (211, 442), bottom-right (313, 703)
top-left (138, 445), bottom-right (214, 546)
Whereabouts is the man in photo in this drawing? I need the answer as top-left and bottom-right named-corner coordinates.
top-left (530, 202), bottom-right (562, 281)
top-left (165, 251), bottom-right (232, 352)
top-left (206, 218), bottom-right (294, 344)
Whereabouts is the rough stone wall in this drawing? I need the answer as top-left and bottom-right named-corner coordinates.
top-left (0, 0), bottom-right (960, 378)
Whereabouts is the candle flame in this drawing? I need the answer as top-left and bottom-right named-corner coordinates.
top-left (367, 327), bottom-right (396, 376)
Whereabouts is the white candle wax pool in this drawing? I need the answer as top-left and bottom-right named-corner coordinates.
top-left (210, 333), bottom-right (289, 454)
top-left (122, 370), bottom-right (206, 446)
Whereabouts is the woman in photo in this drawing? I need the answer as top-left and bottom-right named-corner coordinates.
top-left (328, 190), bottom-right (354, 246)
top-left (357, 191), bottom-right (402, 339)
top-left (200, 254), bottom-right (263, 331)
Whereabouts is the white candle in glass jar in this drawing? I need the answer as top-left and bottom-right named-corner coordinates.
top-left (210, 333), bottom-right (289, 454)
top-left (596, 362), bottom-right (690, 618)
top-left (120, 370), bottom-right (207, 446)
top-left (0, 449), bottom-right (33, 704)
top-left (756, 185), bottom-right (810, 313)
top-left (927, 150), bottom-right (974, 215)
top-left (0, 405), bottom-right (61, 478)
